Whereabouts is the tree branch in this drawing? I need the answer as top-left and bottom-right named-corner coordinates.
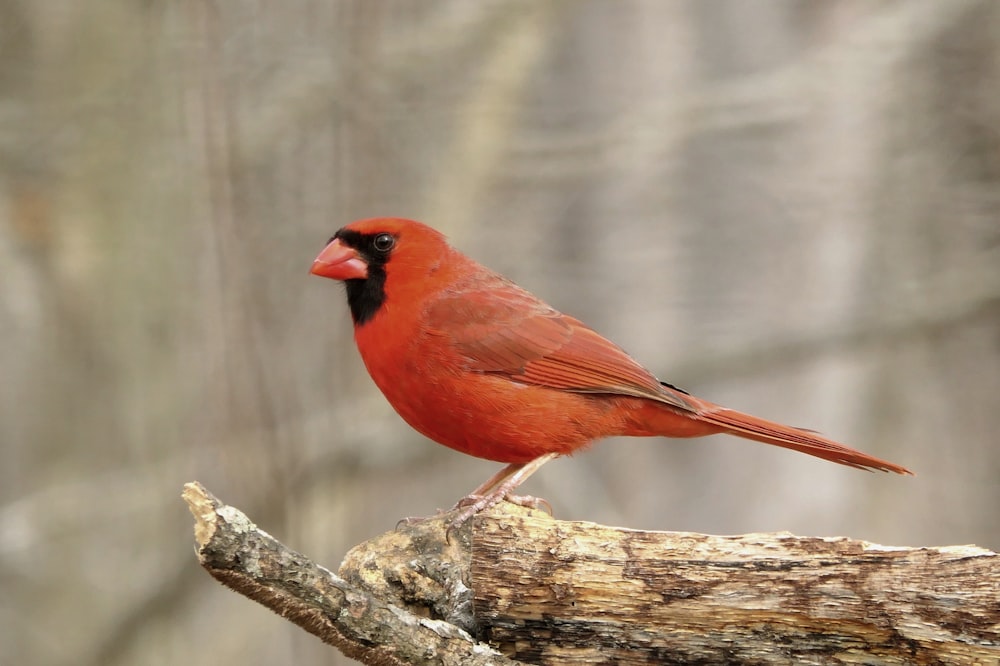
top-left (182, 482), bottom-right (1000, 665)
top-left (182, 482), bottom-right (516, 666)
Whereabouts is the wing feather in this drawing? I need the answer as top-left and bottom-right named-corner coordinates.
top-left (424, 280), bottom-right (695, 413)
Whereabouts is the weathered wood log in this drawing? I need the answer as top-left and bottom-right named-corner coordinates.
top-left (469, 511), bottom-right (999, 664)
top-left (182, 482), bottom-right (516, 666)
top-left (183, 481), bottom-right (1000, 665)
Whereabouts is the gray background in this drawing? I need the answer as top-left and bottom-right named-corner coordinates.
top-left (2, 1), bottom-right (998, 664)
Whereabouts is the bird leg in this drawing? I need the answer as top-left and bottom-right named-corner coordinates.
top-left (465, 462), bottom-right (527, 497)
top-left (448, 452), bottom-right (558, 528)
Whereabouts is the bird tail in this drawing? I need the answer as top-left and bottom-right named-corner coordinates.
top-left (692, 403), bottom-right (913, 474)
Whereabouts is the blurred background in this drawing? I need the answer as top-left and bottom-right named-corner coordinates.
top-left (1, 1), bottom-right (998, 664)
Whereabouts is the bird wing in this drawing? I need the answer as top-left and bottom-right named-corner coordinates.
top-left (423, 280), bottom-right (696, 413)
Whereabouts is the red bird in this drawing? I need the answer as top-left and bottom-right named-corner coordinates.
top-left (311, 218), bottom-right (911, 522)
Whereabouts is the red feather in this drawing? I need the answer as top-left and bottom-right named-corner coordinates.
top-left (311, 218), bottom-right (912, 518)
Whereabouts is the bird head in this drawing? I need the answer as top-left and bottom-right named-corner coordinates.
top-left (311, 217), bottom-right (451, 325)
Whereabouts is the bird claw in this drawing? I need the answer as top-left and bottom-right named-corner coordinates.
top-left (395, 515), bottom-right (430, 529)
top-left (399, 454), bottom-right (561, 538)
top-left (445, 491), bottom-right (553, 533)
top-left (395, 506), bottom-right (455, 529)
top-left (395, 493), bottom-right (552, 537)
top-left (450, 494), bottom-right (485, 510)
top-left (505, 493), bottom-right (553, 515)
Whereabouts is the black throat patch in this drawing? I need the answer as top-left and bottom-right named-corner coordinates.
top-left (333, 229), bottom-right (390, 326)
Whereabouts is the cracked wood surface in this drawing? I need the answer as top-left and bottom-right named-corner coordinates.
top-left (470, 510), bottom-right (999, 664)
top-left (183, 482), bottom-right (518, 666)
top-left (184, 482), bottom-right (999, 665)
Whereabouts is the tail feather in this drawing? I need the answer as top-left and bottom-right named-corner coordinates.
top-left (697, 406), bottom-right (913, 475)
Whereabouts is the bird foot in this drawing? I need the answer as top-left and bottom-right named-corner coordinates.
top-left (395, 505), bottom-right (457, 529)
top-left (399, 454), bottom-right (560, 534)
top-left (395, 515), bottom-right (432, 529)
top-left (505, 493), bottom-right (553, 515)
top-left (446, 492), bottom-right (552, 531)
top-left (395, 494), bottom-right (551, 532)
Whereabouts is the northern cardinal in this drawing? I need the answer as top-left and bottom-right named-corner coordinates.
top-left (311, 218), bottom-right (911, 522)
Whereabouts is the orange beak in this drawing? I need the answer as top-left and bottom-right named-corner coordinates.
top-left (311, 238), bottom-right (368, 280)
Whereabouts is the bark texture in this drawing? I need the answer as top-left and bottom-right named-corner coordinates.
top-left (184, 482), bottom-right (999, 665)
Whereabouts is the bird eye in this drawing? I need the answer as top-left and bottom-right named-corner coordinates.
top-left (372, 233), bottom-right (395, 253)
